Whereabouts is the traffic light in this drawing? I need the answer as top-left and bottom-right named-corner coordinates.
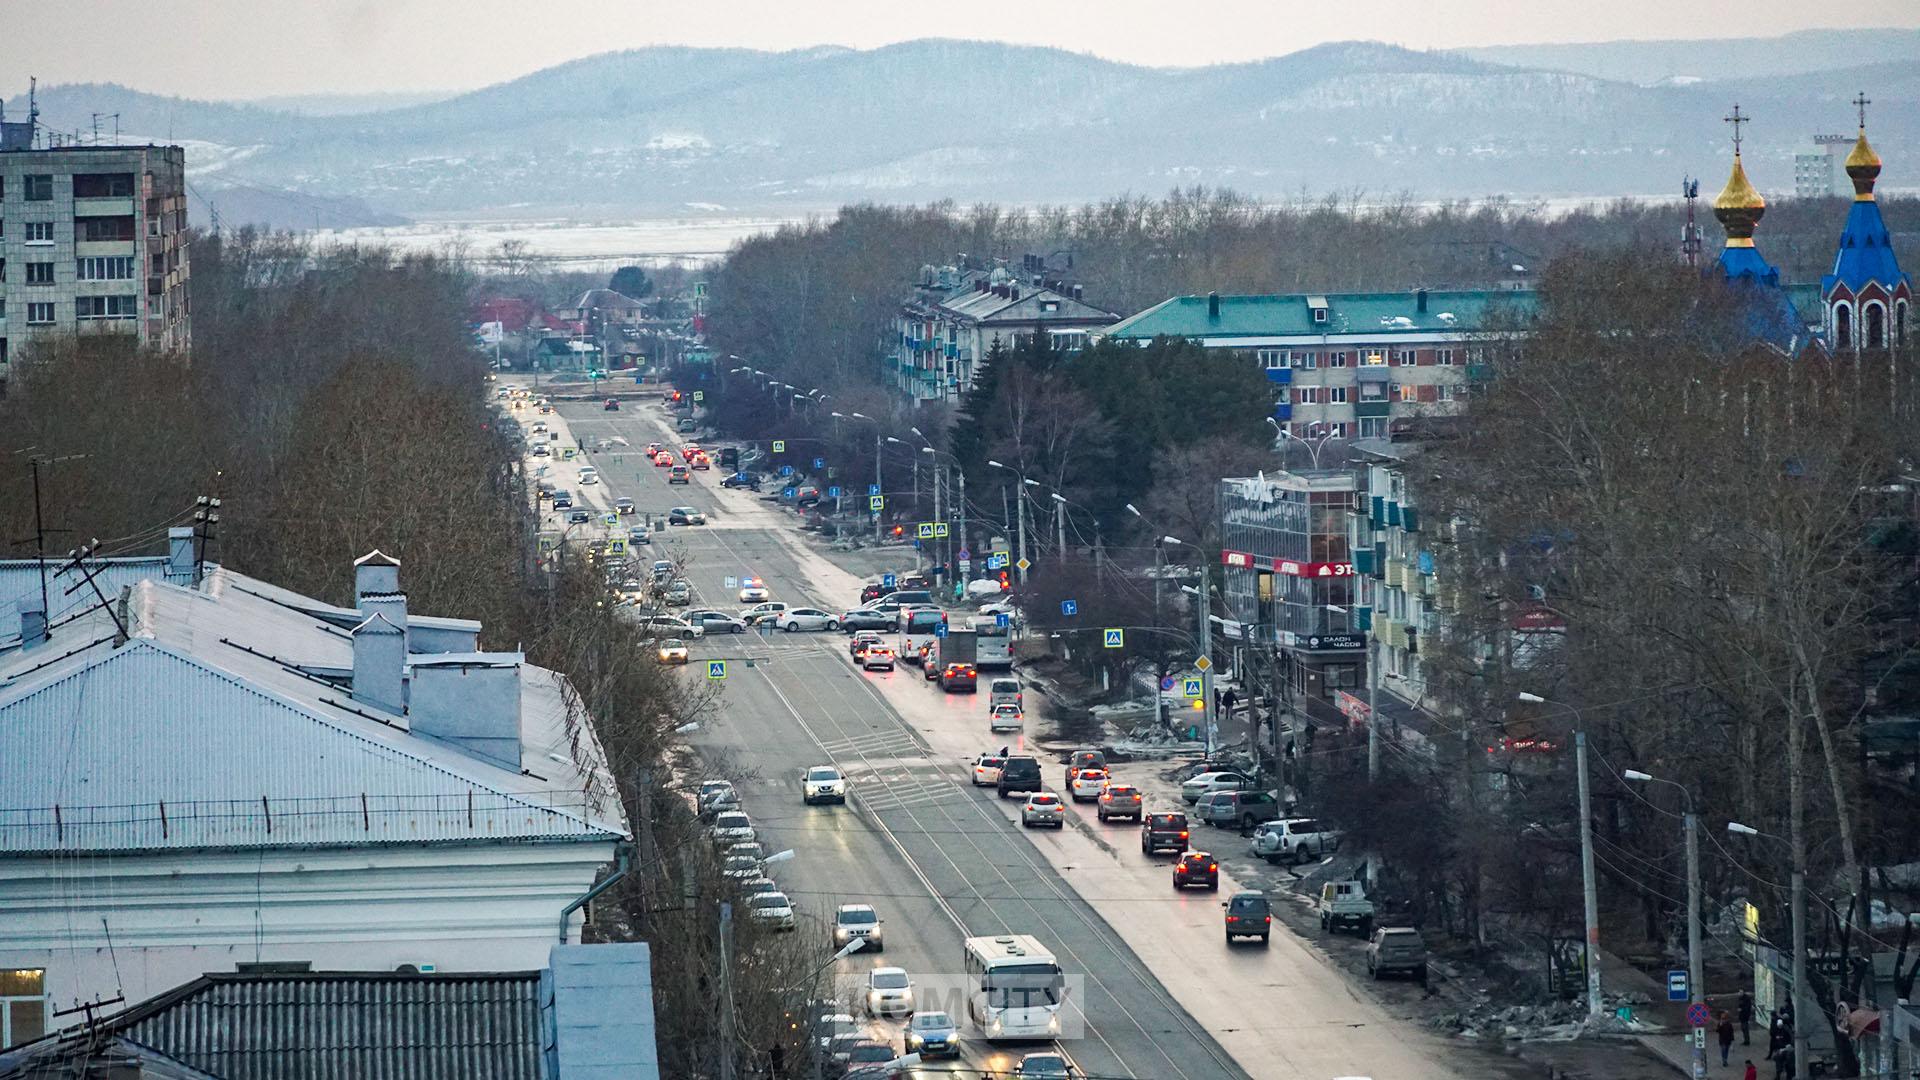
top-left (1191, 698), bottom-right (1205, 711)
top-left (891, 525), bottom-right (904, 538)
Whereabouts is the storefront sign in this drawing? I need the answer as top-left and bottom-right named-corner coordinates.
top-left (1301, 633), bottom-right (1365, 651)
top-left (1275, 560), bottom-right (1355, 578)
top-left (1337, 690), bottom-right (1371, 728)
top-left (1512, 606), bottom-right (1567, 632)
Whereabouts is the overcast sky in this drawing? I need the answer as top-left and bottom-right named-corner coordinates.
top-left (6, 0), bottom-right (1915, 100)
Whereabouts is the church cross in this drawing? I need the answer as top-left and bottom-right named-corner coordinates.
top-left (1724, 104), bottom-right (1748, 155)
top-left (1853, 92), bottom-right (1871, 130)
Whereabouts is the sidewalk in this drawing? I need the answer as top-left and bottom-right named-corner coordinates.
top-left (1592, 948), bottom-right (1762, 1078)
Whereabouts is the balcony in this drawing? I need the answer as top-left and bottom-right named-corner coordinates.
top-left (1467, 364), bottom-right (1494, 383)
top-left (1384, 561), bottom-right (1408, 590)
top-left (1355, 364), bottom-right (1391, 382)
top-left (1353, 401), bottom-right (1392, 418)
top-left (1352, 548), bottom-right (1375, 575)
top-left (1264, 367), bottom-right (1292, 385)
top-left (1374, 617), bottom-right (1407, 651)
top-left (1272, 403), bottom-right (1292, 421)
top-left (73, 197), bottom-right (135, 217)
top-left (1386, 500), bottom-right (1402, 528)
top-left (1370, 495), bottom-right (1385, 525)
top-left (1401, 506), bottom-right (1420, 533)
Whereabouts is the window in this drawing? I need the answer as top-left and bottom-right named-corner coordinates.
top-left (1866, 303), bottom-right (1886, 349)
top-left (24, 262), bottom-right (53, 285)
top-left (1326, 351), bottom-right (1348, 367)
top-left (1257, 348), bottom-right (1285, 370)
top-left (23, 221), bottom-right (54, 245)
top-left (78, 295), bottom-right (138, 320)
top-left (1358, 418), bottom-right (1387, 438)
top-left (26, 302), bottom-right (55, 325)
top-left (1397, 383), bottom-right (1420, 403)
top-left (1393, 348), bottom-right (1417, 365)
top-left (78, 256), bottom-right (135, 280)
top-left (1291, 350), bottom-right (1317, 370)
top-left (72, 172), bottom-right (135, 198)
top-left (1, 969), bottom-right (45, 1047)
top-left (1436, 385), bottom-right (1458, 403)
top-left (23, 175), bottom-right (53, 201)
top-left (1436, 348), bottom-right (1455, 366)
top-left (77, 216), bottom-right (135, 242)
top-left (1357, 382), bottom-right (1389, 403)
top-left (1834, 302), bottom-right (1853, 350)
top-left (1327, 422), bottom-right (1349, 438)
top-left (1327, 386), bottom-right (1349, 404)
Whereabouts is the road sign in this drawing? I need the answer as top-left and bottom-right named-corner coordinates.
top-left (603, 512), bottom-right (619, 526)
top-left (783, 487), bottom-right (797, 499)
top-left (707, 660), bottom-right (727, 680)
top-left (917, 523), bottom-right (935, 540)
top-left (867, 483), bottom-right (881, 497)
top-left (934, 523), bottom-right (949, 538)
top-left (869, 495), bottom-right (885, 511)
top-left (1015, 557), bottom-right (1031, 572)
top-left (1060, 599), bottom-right (1078, 616)
top-left (724, 577), bottom-right (738, 589)
top-left (934, 624), bottom-right (948, 638)
top-left (995, 612), bottom-right (1010, 628)
top-left (692, 390), bottom-right (704, 402)
top-left (882, 574), bottom-right (897, 589)
top-left (1667, 971), bottom-right (1689, 1002)
top-left (1160, 675), bottom-right (1176, 691)
top-left (780, 465), bottom-right (794, 477)
top-left (772, 440), bottom-right (786, 453)
top-left (813, 457), bottom-right (825, 469)
top-left (1103, 628), bottom-right (1125, 649)
top-left (828, 486), bottom-right (842, 499)
top-left (1183, 677), bottom-right (1204, 698)
top-left (985, 553), bottom-right (1008, 570)
top-left (1692, 1029), bottom-right (1706, 1052)
top-left (957, 548), bottom-right (971, 561)
top-left (957, 560), bottom-right (971, 573)
top-left (1686, 1002), bottom-right (1710, 1027)
top-left (1193, 654), bottom-right (1213, 672)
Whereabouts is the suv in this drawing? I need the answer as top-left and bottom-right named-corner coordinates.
top-left (802, 765), bottom-right (846, 805)
top-left (1319, 879), bottom-right (1376, 936)
top-left (939, 662), bottom-right (977, 693)
top-left (1197, 790), bottom-right (1284, 832)
top-left (1096, 783), bottom-right (1143, 822)
top-left (1224, 891), bottom-right (1272, 946)
top-left (1251, 818), bottom-right (1340, 865)
top-left (1172, 850), bottom-right (1219, 890)
top-left (1141, 812), bottom-right (1191, 855)
top-left (996, 756), bottom-right (1043, 798)
top-left (1367, 927), bottom-right (1427, 982)
top-left (1064, 749), bottom-right (1106, 788)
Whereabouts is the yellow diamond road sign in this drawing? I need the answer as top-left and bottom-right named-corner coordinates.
top-left (1193, 655), bottom-right (1213, 672)
top-left (1016, 557), bottom-right (1031, 572)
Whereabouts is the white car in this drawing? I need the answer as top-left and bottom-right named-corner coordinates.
top-left (1021, 791), bottom-right (1065, 829)
top-left (972, 753), bottom-right (1006, 786)
top-left (747, 890), bottom-right (796, 931)
top-left (1069, 768), bottom-right (1110, 802)
top-left (777, 608), bottom-right (840, 632)
top-left (833, 903), bottom-right (883, 951)
top-left (1180, 771), bottom-right (1252, 804)
top-left (697, 779), bottom-right (736, 810)
top-left (578, 466), bottom-right (599, 486)
top-left (989, 702), bottom-right (1024, 732)
top-left (722, 854), bottom-right (761, 880)
top-left (1250, 817), bottom-right (1342, 864)
top-left (711, 811), bottom-right (755, 845)
top-left (864, 966), bottom-right (915, 1018)
top-left (739, 602), bottom-right (789, 625)
top-left (738, 579), bottom-right (771, 603)
top-left (639, 614), bottom-right (704, 639)
top-left (813, 1013), bottom-right (859, 1051)
top-left (803, 765), bottom-right (846, 805)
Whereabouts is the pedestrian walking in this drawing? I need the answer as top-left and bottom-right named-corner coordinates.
top-left (1739, 990), bottom-right (1755, 1045)
top-left (1718, 1011), bottom-right (1736, 1066)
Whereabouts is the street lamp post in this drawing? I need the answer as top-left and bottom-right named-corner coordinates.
top-left (1729, 821), bottom-right (1808, 1080)
top-left (1163, 535), bottom-right (1215, 755)
top-left (1519, 691), bottom-right (1603, 1020)
top-left (987, 460), bottom-right (1036, 585)
top-left (1626, 770), bottom-right (1705, 1080)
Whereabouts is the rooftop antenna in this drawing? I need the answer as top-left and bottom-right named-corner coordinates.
top-left (1681, 176), bottom-right (1702, 268)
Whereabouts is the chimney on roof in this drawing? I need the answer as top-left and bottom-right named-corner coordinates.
top-left (1416, 288), bottom-right (1429, 314)
top-left (1072, 285), bottom-right (1084, 302)
top-left (18, 594), bottom-right (48, 651)
top-left (354, 550), bottom-right (401, 603)
top-left (352, 609), bottom-right (407, 715)
top-left (1208, 292), bottom-right (1221, 320)
top-left (166, 526), bottom-right (195, 585)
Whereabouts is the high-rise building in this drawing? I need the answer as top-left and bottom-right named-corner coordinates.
top-left (0, 106), bottom-right (191, 390)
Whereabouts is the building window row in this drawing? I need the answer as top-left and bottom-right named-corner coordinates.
top-left (78, 256), bottom-right (135, 280)
top-left (78, 295), bottom-right (139, 320)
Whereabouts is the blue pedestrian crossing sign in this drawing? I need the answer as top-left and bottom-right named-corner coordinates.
top-left (707, 660), bottom-right (727, 680)
top-left (772, 440), bottom-right (786, 453)
top-left (882, 573), bottom-right (897, 588)
top-left (1060, 599), bottom-right (1078, 616)
top-left (984, 553), bottom-right (1009, 570)
top-left (1182, 677), bottom-right (1204, 698)
top-left (867, 483), bottom-right (881, 497)
top-left (917, 523), bottom-right (935, 540)
top-left (1103, 628), bottom-right (1125, 649)
top-left (828, 486), bottom-right (841, 499)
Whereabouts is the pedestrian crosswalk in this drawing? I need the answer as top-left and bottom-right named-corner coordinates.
top-left (848, 762), bottom-right (967, 814)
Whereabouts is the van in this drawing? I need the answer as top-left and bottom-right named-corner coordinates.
top-left (988, 678), bottom-right (1022, 712)
top-left (1224, 891), bottom-right (1272, 946)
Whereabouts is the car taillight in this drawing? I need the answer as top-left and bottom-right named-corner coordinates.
top-left (1226, 916), bottom-right (1239, 922)
top-left (1180, 831), bottom-right (1189, 839)
top-left (1264, 916), bottom-right (1272, 923)
top-left (1209, 863), bottom-right (1217, 871)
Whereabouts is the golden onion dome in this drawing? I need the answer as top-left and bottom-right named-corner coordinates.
top-left (1714, 153), bottom-right (1766, 247)
top-left (1845, 128), bottom-right (1881, 200)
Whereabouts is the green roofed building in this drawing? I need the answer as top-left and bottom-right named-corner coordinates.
top-left (1100, 288), bottom-right (1535, 440)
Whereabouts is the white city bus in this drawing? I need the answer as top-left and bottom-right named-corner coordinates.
top-left (963, 934), bottom-right (1065, 1040)
top-left (898, 607), bottom-right (947, 667)
top-left (972, 615), bottom-right (1014, 669)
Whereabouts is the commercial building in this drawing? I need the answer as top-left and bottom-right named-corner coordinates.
top-left (1218, 470), bottom-right (1366, 725)
top-left (1101, 288), bottom-right (1533, 439)
top-left (886, 261), bottom-right (1117, 406)
top-left (0, 542), bottom-right (629, 1038)
top-left (0, 103), bottom-right (191, 388)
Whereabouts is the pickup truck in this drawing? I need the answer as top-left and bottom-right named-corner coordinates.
top-left (1318, 879), bottom-right (1375, 936)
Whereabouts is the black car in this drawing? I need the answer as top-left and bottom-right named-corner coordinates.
top-left (1225, 891), bottom-right (1272, 945)
top-left (1141, 812), bottom-right (1191, 856)
top-left (1172, 850), bottom-right (1219, 891)
top-left (859, 582), bottom-right (895, 605)
top-left (720, 472), bottom-right (760, 491)
top-left (566, 509), bottom-right (592, 524)
top-left (996, 756), bottom-right (1043, 798)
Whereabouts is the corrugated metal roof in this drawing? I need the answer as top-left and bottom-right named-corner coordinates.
top-left (116, 973), bottom-right (545, 1080)
top-left (0, 567), bottom-right (627, 854)
top-left (0, 556), bottom-right (187, 645)
top-left (1103, 288), bottom-right (1535, 342)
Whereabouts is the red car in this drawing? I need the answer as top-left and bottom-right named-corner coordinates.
top-left (603, 398), bottom-right (620, 411)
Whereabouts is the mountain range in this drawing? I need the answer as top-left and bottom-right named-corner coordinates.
top-left (7, 31), bottom-right (1915, 228)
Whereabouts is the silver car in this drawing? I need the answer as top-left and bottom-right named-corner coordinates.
top-left (1180, 771), bottom-right (1251, 804)
top-left (711, 811), bottom-right (754, 845)
top-left (1021, 791), bottom-right (1065, 829)
top-left (776, 607), bottom-right (840, 632)
top-left (687, 609), bottom-right (748, 634)
top-left (747, 890), bottom-right (796, 931)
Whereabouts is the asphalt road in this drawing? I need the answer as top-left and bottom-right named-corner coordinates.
top-left (550, 398), bottom-right (1251, 1080)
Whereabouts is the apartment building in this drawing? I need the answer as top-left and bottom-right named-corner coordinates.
top-left (886, 261), bottom-right (1117, 406)
top-left (1100, 288), bottom-right (1534, 439)
top-left (0, 139), bottom-right (191, 388)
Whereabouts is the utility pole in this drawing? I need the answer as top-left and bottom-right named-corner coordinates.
top-left (1365, 634), bottom-right (1381, 782)
top-left (1054, 496), bottom-right (1067, 561)
top-left (1576, 730), bottom-right (1604, 1019)
top-left (1197, 554), bottom-right (1214, 755)
top-left (1014, 485), bottom-right (1029, 586)
top-left (1686, 811), bottom-right (1706, 1080)
top-left (930, 459), bottom-right (941, 577)
top-left (873, 434), bottom-right (883, 544)
top-left (956, 468), bottom-right (968, 589)
top-left (1789, 706), bottom-right (1810, 1080)
top-left (718, 901), bottom-right (737, 1080)
top-left (30, 459), bottom-right (49, 630)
